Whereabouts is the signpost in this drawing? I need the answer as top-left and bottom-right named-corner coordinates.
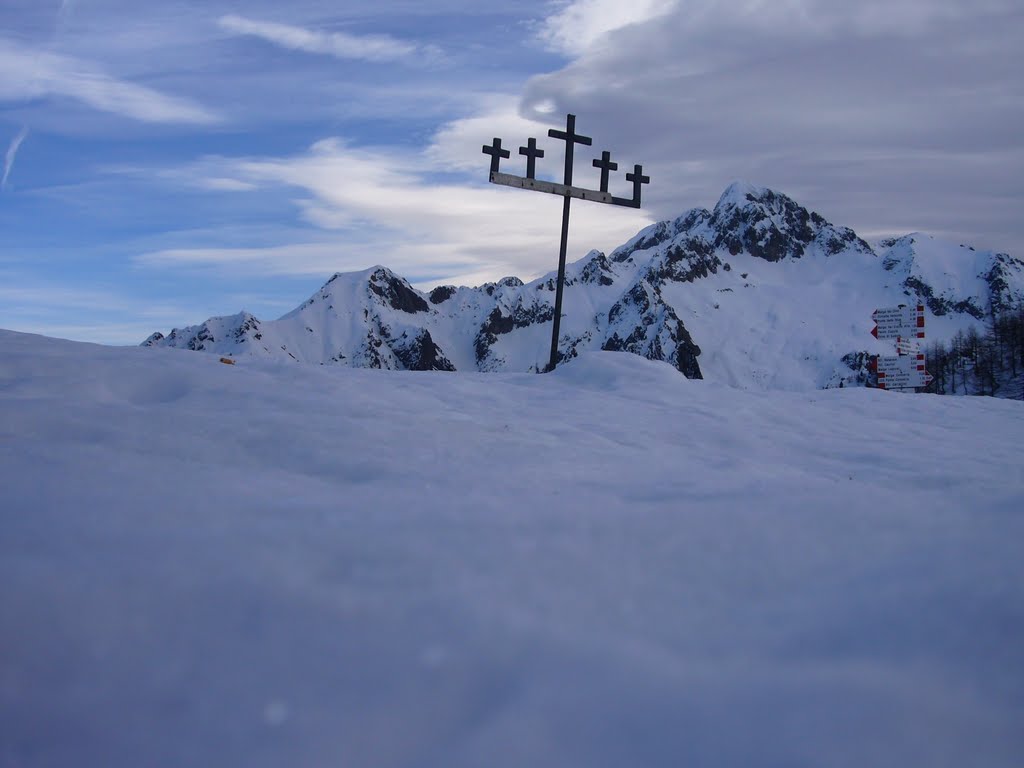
top-left (894, 337), bottom-right (920, 356)
top-left (483, 114), bottom-right (649, 372)
top-left (870, 304), bottom-right (931, 391)
top-left (875, 353), bottom-right (933, 390)
top-left (871, 304), bottom-right (925, 340)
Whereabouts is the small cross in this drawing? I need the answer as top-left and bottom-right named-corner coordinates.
top-left (547, 113), bottom-right (592, 185)
top-left (482, 138), bottom-right (511, 174)
top-left (519, 138), bottom-right (545, 180)
top-left (592, 151), bottom-right (618, 193)
top-left (626, 164), bottom-right (651, 205)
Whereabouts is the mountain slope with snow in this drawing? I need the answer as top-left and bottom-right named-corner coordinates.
top-left (2, 329), bottom-right (1023, 767)
top-left (144, 182), bottom-right (1024, 391)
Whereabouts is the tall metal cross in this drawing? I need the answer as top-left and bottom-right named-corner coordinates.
top-left (593, 151), bottom-right (618, 193)
top-left (548, 113), bottom-right (592, 186)
top-left (482, 138), bottom-right (510, 174)
top-left (519, 138), bottom-right (544, 180)
top-left (483, 113), bottom-right (650, 372)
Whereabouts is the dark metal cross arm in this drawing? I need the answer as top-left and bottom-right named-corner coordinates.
top-left (592, 151), bottom-right (618, 193)
top-left (547, 113), bottom-right (592, 185)
top-left (547, 114), bottom-right (593, 146)
top-left (519, 138), bottom-right (545, 180)
top-left (482, 138), bottom-right (511, 174)
top-left (626, 164), bottom-right (651, 206)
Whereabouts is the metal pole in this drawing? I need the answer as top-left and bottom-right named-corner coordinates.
top-left (548, 195), bottom-right (572, 372)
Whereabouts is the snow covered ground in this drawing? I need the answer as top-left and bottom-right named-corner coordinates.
top-left (2, 329), bottom-right (1023, 767)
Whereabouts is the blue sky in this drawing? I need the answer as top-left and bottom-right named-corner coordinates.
top-left (2, 0), bottom-right (1021, 344)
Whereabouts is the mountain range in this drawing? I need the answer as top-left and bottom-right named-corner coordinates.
top-left (143, 181), bottom-right (1024, 391)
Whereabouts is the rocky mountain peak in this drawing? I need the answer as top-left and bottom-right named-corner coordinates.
top-left (365, 266), bottom-right (429, 314)
top-left (709, 180), bottom-right (872, 261)
top-left (307, 266), bottom-right (429, 315)
top-left (713, 180), bottom-right (775, 210)
top-left (141, 182), bottom-right (1021, 390)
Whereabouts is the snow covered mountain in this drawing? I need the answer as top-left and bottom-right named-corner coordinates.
top-left (144, 182), bottom-right (1024, 390)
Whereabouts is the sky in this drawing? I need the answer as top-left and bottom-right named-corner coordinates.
top-left (1, 0), bottom-right (1021, 344)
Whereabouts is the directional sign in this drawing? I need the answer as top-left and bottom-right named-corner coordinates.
top-left (894, 336), bottom-right (921, 356)
top-left (877, 371), bottom-right (932, 389)
top-left (877, 353), bottom-right (925, 373)
top-left (872, 304), bottom-right (925, 340)
top-left (876, 353), bottom-right (932, 389)
top-left (877, 370), bottom-right (933, 389)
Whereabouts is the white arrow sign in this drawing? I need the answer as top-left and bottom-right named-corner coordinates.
top-left (872, 304), bottom-right (925, 340)
top-left (876, 352), bottom-right (932, 389)
top-left (877, 370), bottom-right (933, 389)
top-left (894, 336), bottom-right (921, 356)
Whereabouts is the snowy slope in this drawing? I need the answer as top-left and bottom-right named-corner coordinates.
top-left (144, 182), bottom-right (1024, 391)
top-left (2, 329), bottom-right (1023, 767)
top-left (880, 233), bottom-right (1024, 334)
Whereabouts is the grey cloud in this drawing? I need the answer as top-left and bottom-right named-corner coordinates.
top-left (520, 0), bottom-right (1024, 253)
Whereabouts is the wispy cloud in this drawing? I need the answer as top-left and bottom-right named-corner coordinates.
top-left (539, 0), bottom-right (679, 57)
top-left (135, 116), bottom-right (653, 286)
top-left (137, 242), bottom-right (363, 277)
top-left (218, 15), bottom-right (437, 64)
top-left (0, 277), bottom-right (213, 345)
top-left (2, 126), bottom-right (28, 189)
top-left (0, 37), bottom-right (220, 124)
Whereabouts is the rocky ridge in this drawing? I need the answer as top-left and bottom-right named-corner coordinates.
top-left (144, 182), bottom-right (1024, 391)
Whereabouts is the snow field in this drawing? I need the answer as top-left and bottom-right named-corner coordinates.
top-left (1, 329), bottom-right (1023, 767)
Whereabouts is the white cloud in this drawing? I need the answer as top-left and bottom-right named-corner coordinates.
top-left (425, 96), bottom-right (552, 173)
top-left (539, 0), bottom-right (679, 56)
top-left (198, 177), bottom-right (259, 192)
top-left (2, 126), bottom-right (28, 189)
top-left (218, 15), bottom-right (435, 63)
top-left (0, 37), bottom-right (220, 124)
top-left (136, 120), bottom-right (653, 286)
top-left (137, 243), bottom-right (348, 276)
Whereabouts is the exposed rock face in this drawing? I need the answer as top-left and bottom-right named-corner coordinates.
top-left (142, 184), bottom-right (1023, 389)
top-left (474, 300), bottom-right (555, 371)
top-left (579, 251), bottom-right (616, 286)
top-left (880, 234), bottom-right (1024, 320)
top-left (603, 280), bottom-right (702, 378)
top-left (828, 351), bottom-right (878, 389)
top-left (903, 275), bottom-right (984, 318)
top-left (366, 268), bottom-right (429, 314)
top-left (982, 254), bottom-right (1024, 314)
top-left (389, 329), bottom-right (456, 372)
top-left (709, 182), bottom-right (872, 262)
top-left (429, 285), bottom-right (457, 305)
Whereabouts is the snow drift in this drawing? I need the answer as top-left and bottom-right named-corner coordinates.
top-left (2, 329), bottom-right (1023, 767)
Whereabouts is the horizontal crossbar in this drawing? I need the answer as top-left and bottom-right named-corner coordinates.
top-left (490, 172), bottom-right (638, 208)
